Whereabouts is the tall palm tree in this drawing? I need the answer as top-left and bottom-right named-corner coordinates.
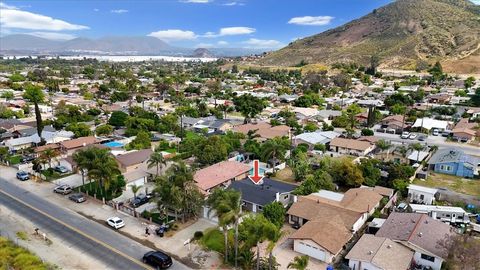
top-left (375, 139), bottom-right (392, 160)
top-left (130, 184), bottom-right (141, 200)
top-left (287, 256), bottom-right (309, 270)
top-left (242, 215), bottom-right (279, 270)
top-left (86, 150), bottom-right (121, 198)
top-left (23, 84), bottom-right (45, 143)
top-left (148, 150), bottom-right (166, 176)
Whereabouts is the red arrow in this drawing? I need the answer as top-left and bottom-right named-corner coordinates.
top-left (248, 160), bottom-right (264, 184)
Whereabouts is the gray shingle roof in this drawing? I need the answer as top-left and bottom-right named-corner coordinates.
top-left (229, 178), bottom-right (296, 206)
top-left (428, 148), bottom-right (480, 166)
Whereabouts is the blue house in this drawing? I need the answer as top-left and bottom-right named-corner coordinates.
top-left (428, 149), bottom-right (479, 178)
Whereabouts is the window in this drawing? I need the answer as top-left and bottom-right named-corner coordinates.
top-left (291, 216), bottom-right (298, 222)
top-left (420, 194), bottom-right (424, 200)
top-left (421, 254), bottom-right (435, 262)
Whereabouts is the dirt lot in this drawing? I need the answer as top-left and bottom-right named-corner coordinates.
top-left (413, 172), bottom-right (480, 197)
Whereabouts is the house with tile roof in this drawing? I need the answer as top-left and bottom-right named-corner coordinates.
top-left (232, 122), bottom-right (290, 141)
top-left (346, 234), bottom-right (414, 270)
top-left (115, 149), bottom-right (153, 173)
top-left (329, 137), bottom-right (375, 157)
top-left (193, 160), bottom-right (251, 195)
top-left (375, 212), bottom-right (453, 270)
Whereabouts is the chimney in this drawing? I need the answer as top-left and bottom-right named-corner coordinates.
top-left (293, 196), bottom-right (298, 203)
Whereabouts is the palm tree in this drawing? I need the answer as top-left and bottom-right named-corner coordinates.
top-left (84, 149), bottom-right (121, 198)
top-left (375, 139), bottom-right (392, 160)
top-left (23, 84), bottom-right (45, 143)
top-left (148, 150), bottom-right (166, 176)
top-left (242, 215), bottom-right (279, 270)
top-left (41, 148), bottom-right (58, 169)
top-left (261, 137), bottom-right (289, 173)
top-left (130, 184), bottom-right (141, 200)
top-left (287, 255), bottom-right (309, 270)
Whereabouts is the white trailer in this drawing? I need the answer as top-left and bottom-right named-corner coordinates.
top-left (409, 204), bottom-right (470, 224)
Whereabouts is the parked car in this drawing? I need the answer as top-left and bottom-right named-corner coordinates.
top-left (142, 251), bottom-right (173, 269)
top-left (131, 194), bottom-right (150, 208)
top-left (20, 155), bottom-right (35, 164)
top-left (400, 132), bottom-right (410, 139)
top-left (432, 129), bottom-right (439, 136)
top-left (54, 184), bottom-right (73, 195)
top-left (397, 202), bottom-right (408, 212)
top-left (155, 224), bottom-right (170, 237)
top-left (417, 135), bottom-right (427, 141)
top-left (16, 171), bottom-right (29, 181)
top-left (68, 193), bottom-right (86, 203)
top-left (54, 165), bottom-right (69, 173)
top-left (408, 133), bottom-right (418, 140)
top-left (106, 217), bottom-right (125, 229)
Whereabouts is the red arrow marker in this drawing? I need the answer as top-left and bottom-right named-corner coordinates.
top-left (248, 159), bottom-right (264, 185)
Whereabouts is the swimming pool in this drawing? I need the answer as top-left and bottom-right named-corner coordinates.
top-left (249, 167), bottom-right (266, 176)
top-left (103, 141), bottom-right (124, 148)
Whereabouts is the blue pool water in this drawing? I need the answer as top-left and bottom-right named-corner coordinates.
top-left (103, 141), bottom-right (124, 147)
top-left (249, 167), bottom-right (266, 176)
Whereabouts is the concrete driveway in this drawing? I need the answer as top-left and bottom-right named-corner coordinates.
top-left (52, 173), bottom-right (84, 188)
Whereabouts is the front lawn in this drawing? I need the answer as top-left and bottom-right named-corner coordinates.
top-left (77, 182), bottom-right (121, 201)
top-left (413, 173), bottom-right (480, 197)
top-left (41, 169), bottom-right (72, 181)
top-left (8, 155), bottom-right (22, 165)
top-left (272, 167), bottom-right (296, 183)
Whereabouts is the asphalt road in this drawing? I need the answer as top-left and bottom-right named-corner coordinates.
top-left (0, 177), bottom-right (189, 270)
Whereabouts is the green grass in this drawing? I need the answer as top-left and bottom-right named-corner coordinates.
top-left (184, 131), bottom-right (201, 140)
top-left (8, 155), bottom-right (21, 165)
top-left (77, 182), bottom-right (120, 201)
top-left (0, 237), bottom-right (54, 270)
top-left (413, 173), bottom-right (480, 197)
top-left (15, 231), bottom-right (28, 241)
top-left (163, 148), bottom-right (177, 154)
top-left (200, 228), bottom-right (225, 253)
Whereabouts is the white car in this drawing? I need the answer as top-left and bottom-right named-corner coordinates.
top-left (106, 217), bottom-right (125, 229)
top-left (408, 133), bottom-right (417, 140)
top-left (400, 132), bottom-right (410, 139)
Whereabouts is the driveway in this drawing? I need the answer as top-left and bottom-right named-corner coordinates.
top-left (52, 173), bottom-right (84, 188)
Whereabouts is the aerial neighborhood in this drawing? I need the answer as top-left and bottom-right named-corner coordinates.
top-left (0, 0), bottom-right (479, 270)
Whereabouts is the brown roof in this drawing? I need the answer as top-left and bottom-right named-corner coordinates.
top-left (382, 115), bottom-right (404, 124)
top-left (60, 136), bottom-right (99, 150)
top-left (376, 212), bottom-right (452, 258)
top-left (330, 137), bottom-right (373, 151)
top-left (34, 144), bottom-right (60, 153)
top-left (340, 188), bottom-right (384, 213)
top-left (194, 161), bottom-right (251, 192)
top-left (116, 149), bottom-right (153, 167)
top-left (233, 122), bottom-right (290, 139)
top-left (371, 185), bottom-right (394, 197)
top-left (453, 118), bottom-right (477, 136)
top-left (358, 136), bottom-right (379, 143)
top-left (346, 234), bottom-right (414, 270)
top-left (290, 218), bottom-right (352, 255)
top-left (287, 196), bottom-right (362, 229)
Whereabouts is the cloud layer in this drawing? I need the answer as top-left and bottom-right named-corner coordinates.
top-left (148, 29), bottom-right (197, 41)
top-left (288, 16), bottom-right (334, 26)
top-left (243, 38), bottom-right (283, 49)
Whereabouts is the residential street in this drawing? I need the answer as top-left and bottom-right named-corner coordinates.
top-left (0, 176), bottom-right (190, 270)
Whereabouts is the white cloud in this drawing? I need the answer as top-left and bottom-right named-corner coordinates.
top-left (0, 2), bottom-right (18, 9)
top-left (243, 38), bottom-right (283, 49)
top-left (222, 1), bottom-right (244, 6)
top-left (0, 7), bottom-right (89, 31)
top-left (217, 40), bottom-right (228, 46)
top-left (196, 43), bottom-right (214, 48)
top-left (27, 31), bottom-right (76, 40)
top-left (93, 8), bottom-right (100, 12)
top-left (111, 9), bottom-right (128, 14)
top-left (288, 16), bottom-right (334, 26)
top-left (204, 26), bottom-right (255, 37)
top-left (181, 0), bottom-right (212, 3)
top-left (148, 29), bottom-right (197, 41)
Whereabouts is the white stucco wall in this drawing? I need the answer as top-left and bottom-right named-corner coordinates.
top-left (293, 239), bottom-right (334, 263)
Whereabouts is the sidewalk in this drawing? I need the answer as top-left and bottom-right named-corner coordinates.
top-left (0, 165), bottom-right (222, 269)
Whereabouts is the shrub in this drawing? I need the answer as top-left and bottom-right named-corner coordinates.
top-left (193, 231), bottom-right (203, 240)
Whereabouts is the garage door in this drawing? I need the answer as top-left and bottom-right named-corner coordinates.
top-left (294, 240), bottom-right (326, 261)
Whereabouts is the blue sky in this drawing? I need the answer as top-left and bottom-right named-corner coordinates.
top-left (1, 0), bottom-right (479, 49)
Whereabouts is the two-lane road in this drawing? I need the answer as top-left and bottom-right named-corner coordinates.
top-left (0, 177), bottom-right (189, 270)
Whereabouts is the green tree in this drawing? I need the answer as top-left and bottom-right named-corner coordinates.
top-left (261, 137), bottom-right (289, 173)
top-left (128, 130), bottom-right (151, 150)
top-left (409, 142), bottom-right (424, 163)
top-left (233, 94), bottom-right (266, 123)
top-left (464, 76), bottom-right (475, 89)
top-left (195, 135), bottom-right (228, 165)
top-left (108, 111), bottom-right (129, 127)
top-left (375, 139), bottom-right (392, 160)
top-left (292, 151), bottom-right (310, 181)
top-left (359, 159), bottom-right (381, 187)
top-left (330, 157), bottom-right (364, 187)
top-left (148, 150), bottom-right (166, 176)
top-left (130, 184), bottom-right (141, 200)
top-left (41, 148), bottom-right (59, 169)
top-left (287, 255), bottom-right (309, 270)
top-left (262, 202), bottom-right (286, 229)
top-left (1, 91), bottom-right (14, 100)
top-left (345, 104), bottom-right (362, 130)
top-left (95, 124), bottom-right (114, 136)
top-left (293, 171), bottom-right (334, 195)
top-left (23, 84), bottom-right (45, 141)
top-left (66, 123), bottom-right (92, 138)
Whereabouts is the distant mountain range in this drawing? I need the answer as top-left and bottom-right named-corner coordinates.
top-left (261, 0), bottom-right (480, 73)
top-left (0, 34), bottom-right (265, 57)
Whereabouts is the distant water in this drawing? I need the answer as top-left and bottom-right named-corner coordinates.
top-left (2, 55), bottom-right (217, 62)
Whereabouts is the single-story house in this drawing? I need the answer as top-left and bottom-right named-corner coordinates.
top-left (232, 122), bottom-right (290, 140)
top-left (407, 184), bottom-right (437, 205)
top-left (292, 107), bottom-right (319, 120)
top-left (116, 149), bottom-right (153, 173)
top-left (193, 160), bottom-right (251, 195)
top-left (293, 131), bottom-right (340, 149)
top-left (59, 136), bottom-right (100, 155)
top-left (428, 148), bottom-right (479, 178)
top-left (229, 177), bottom-right (296, 213)
top-left (346, 234), bottom-right (414, 270)
top-left (412, 118), bottom-right (452, 132)
top-left (376, 213), bottom-right (453, 270)
top-left (379, 115), bottom-right (404, 134)
top-left (452, 118), bottom-right (478, 142)
top-left (329, 137), bottom-right (375, 156)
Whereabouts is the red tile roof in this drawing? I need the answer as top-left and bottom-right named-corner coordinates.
top-left (194, 161), bottom-right (251, 192)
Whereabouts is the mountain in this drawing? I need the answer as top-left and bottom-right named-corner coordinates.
top-left (0, 34), bottom-right (266, 57)
top-left (261, 0), bottom-right (480, 72)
